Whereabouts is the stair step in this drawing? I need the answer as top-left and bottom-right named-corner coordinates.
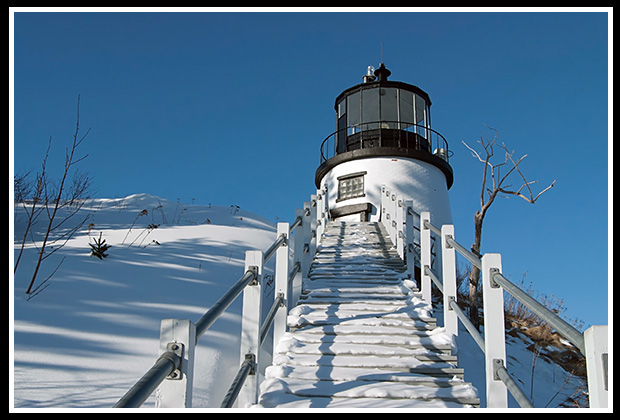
top-left (272, 352), bottom-right (464, 376)
top-left (265, 364), bottom-right (465, 385)
top-left (277, 330), bottom-right (454, 351)
top-left (276, 340), bottom-right (455, 362)
top-left (305, 278), bottom-right (408, 287)
top-left (288, 303), bottom-right (436, 329)
top-left (258, 221), bottom-right (479, 408)
top-left (258, 393), bottom-right (477, 409)
top-left (288, 308), bottom-right (435, 325)
top-left (292, 323), bottom-right (439, 335)
top-left (258, 377), bottom-right (480, 407)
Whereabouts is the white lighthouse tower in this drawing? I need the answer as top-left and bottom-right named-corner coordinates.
top-left (315, 63), bottom-right (454, 229)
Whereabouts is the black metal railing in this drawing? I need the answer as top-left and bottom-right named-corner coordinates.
top-left (320, 121), bottom-right (451, 163)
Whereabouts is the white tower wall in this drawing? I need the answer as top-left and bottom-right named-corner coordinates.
top-left (319, 156), bottom-right (452, 227)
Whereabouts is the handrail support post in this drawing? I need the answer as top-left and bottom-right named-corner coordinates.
top-left (405, 201), bottom-right (416, 285)
top-left (309, 195), bottom-right (318, 258)
top-left (156, 318), bottom-right (196, 408)
top-left (273, 223), bottom-right (290, 364)
top-left (481, 253), bottom-right (508, 408)
top-left (395, 195), bottom-right (404, 259)
top-left (291, 209), bottom-right (305, 307)
top-left (440, 224), bottom-right (457, 337)
top-left (420, 212), bottom-right (432, 304)
top-left (301, 202), bottom-right (312, 284)
top-left (237, 250), bottom-right (263, 408)
top-left (584, 325), bottom-right (609, 408)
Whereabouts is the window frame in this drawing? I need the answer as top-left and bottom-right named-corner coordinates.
top-left (336, 171), bottom-right (367, 202)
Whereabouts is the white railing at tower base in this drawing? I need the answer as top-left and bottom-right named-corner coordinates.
top-left (114, 188), bottom-right (329, 408)
top-left (379, 184), bottom-right (609, 409)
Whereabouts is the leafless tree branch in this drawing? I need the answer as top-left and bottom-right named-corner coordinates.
top-left (22, 95), bottom-right (92, 297)
top-left (462, 128), bottom-right (556, 328)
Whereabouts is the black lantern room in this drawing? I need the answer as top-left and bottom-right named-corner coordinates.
top-left (315, 63), bottom-right (453, 189)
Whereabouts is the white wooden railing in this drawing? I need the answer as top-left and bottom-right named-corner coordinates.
top-left (114, 183), bottom-right (607, 408)
top-left (379, 184), bottom-right (609, 409)
top-left (114, 188), bottom-right (329, 408)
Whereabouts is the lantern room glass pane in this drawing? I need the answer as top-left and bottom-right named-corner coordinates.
top-left (380, 87), bottom-right (398, 126)
top-left (362, 87), bottom-right (379, 129)
top-left (414, 94), bottom-right (426, 137)
top-left (415, 94), bottom-right (426, 125)
top-left (338, 99), bottom-right (346, 119)
top-left (347, 91), bottom-right (361, 129)
top-left (399, 89), bottom-right (414, 126)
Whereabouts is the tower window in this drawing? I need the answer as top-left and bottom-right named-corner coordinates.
top-left (337, 172), bottom-right (366, 202)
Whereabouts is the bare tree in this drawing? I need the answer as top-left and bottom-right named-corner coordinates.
top-left (16, 96), bottom-right (92, 299)
top-left (463, 128), bottom-right (556, 328)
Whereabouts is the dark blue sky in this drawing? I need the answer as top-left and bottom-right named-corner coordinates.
top-left (11, 9), bottom-right (610, 327)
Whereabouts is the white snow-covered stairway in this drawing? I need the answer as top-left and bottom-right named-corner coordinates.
top-left (257, 221), bottom-right (480, 408)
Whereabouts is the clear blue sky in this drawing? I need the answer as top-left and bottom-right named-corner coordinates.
top-left (11, 9), bottom-right (610, 328)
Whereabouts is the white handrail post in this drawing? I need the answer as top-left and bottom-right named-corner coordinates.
top-left (440, 224), bottom-right (457, 337)
top-left (405, 201), bottom-right (416, 284)
top-left (309, 195), bottom-right (318, 258)
top-left (156, 319), bottom-right (196, 408)
top-left (584, 325), bottom-right (609, 408)
top-left (395, 195), bottom-right (405, 259)
top-left (481, 253), bottom-right (508, 408)
top-left (238, 250), bottom-right (263, 408)
top-left (389, 192), bottom-right (397, 245)
top-left (291, 209), bottom-right (305, 308)
top-left (420, 212), bottom-right (432, 305)
top-left (322, 185), bottom-right (329, 227)
top-left (316, 189), bottom-right (325, 245)
top-left (273, 222), bottom-right (290, 363)
top-left (380, 185), bottom-right (389, 231)
top-left (301, 201), bottom-right (312, 283)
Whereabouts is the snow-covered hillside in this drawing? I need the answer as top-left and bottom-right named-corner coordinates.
top-left (11, 194), bottom-right (585, 409)
top-left (12, 194), bottom-right (278, 408)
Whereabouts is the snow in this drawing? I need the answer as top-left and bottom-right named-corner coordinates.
top-left (12, 194), bottom-right (277, 409)
top-left (12, 194), bottom-right (586, 410)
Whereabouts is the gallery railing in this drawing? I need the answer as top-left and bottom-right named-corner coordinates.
top-left (320, 121), bottom-right (451, 164)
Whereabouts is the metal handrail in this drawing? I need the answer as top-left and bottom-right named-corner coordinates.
top-left (449, 299), bottom-right (485, 353)
top-left (428, 222), bottom-right (586, 356)
top-left (424, 218), bottom-right (585, 355)
top-left (194, 218), bottom-right (300, 341)
top-left (407, 204), bottom-right (586, 408)
top-left (445, 235), bottom-right (482, 270)
top-left (114, 350), bottom-right (181, 408)
top-left (496, 363), bottom-right (534, 408)
top-left (220, 212), bottom-right (308, 407)
top-left (422, 219), bottom-right (441, 236)
top-left (220, 355), bottom-right (255, 408)
top-left (492, 271), bottom-right (585, 355)
top-left (114, 189), bottom-right (331, 408)
top-left (263, 233), bottom-right (287, 263)
top-left (290, 215), bottom-right (302, 232)
top-left (260, 293), bottom-right (284, 345)
top-left (194, 268), bottom-right (257, 339)
top-left (424, 260), bottom-right (532, 407)
top-left (319, 121), bottom-right (450, 163)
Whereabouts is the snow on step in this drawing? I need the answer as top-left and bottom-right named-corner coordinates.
top-left (259, 378), bottom-right (479, 407)
top-left (257, 392), bottom-right (475, 409)
top-left (256, 221), bottom-right (479, 408)
top-left (288, 304), bottom-right (435, 329)
top-left (278, 328), bottom-right (455, 352)
top-left (265, 364), bottom-right (464, 385)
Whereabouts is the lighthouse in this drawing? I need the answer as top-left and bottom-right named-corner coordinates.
top-left (315, 63), bottom-right (454, 229)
